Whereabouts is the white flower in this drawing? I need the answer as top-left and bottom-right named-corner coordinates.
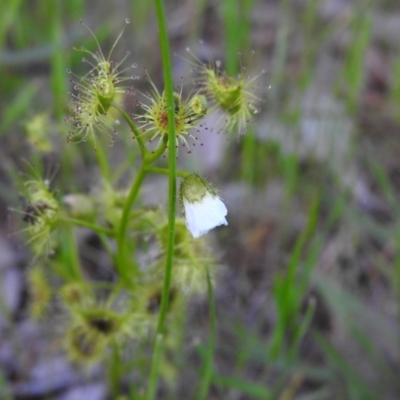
top-left (180, 174), bottom-right (228, 238)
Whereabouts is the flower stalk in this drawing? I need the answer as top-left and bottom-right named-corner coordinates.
top-left (146, 0), bottom-right (178, 397)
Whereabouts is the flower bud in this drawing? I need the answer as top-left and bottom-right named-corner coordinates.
top-left (66, 21), bottom-right (135, 148)
top-left (185, 48), bottom-right (264, 135)
top-left (188, 94), bottom-right (207, 118)
top-left (137, 74), bottom-right (207, 153)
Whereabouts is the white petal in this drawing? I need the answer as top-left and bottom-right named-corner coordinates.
top-left (184, 194), bottom-right (228, 238)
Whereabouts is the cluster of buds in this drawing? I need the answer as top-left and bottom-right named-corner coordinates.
top-left (65, 20), bottom-right (136, 148)
top-left (65, 26), bottom-right (263, 149)
top-left (21, 179), bottom-right (59, 256)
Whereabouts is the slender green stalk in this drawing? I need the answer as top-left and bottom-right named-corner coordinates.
top-left (146, 334), bottom-right (164, 400)
top-left (197, 268), bottom-right (217, 400)
top-left (115, 134), bottom-right (167, 284)
top-left (116, 165), bottom-right (147, 282)
top-left (60, 216), bottom-right (114, 236)
top-left (221, 0), bottom-right (239, 75)
top-left (222, 0), bottom-right (257, 184)
top-left (97, 233), bottom-right (118, 269)
top-left (113, 104), bottom-right (148, 159)
top-left (146, 0), bottom-right (177, 397)
top-left (94, 140), bottom-right (111, 182)
top-left (113, 98), bottom-right (168, 283)
top-left (58, 225), bottom-right (82, 280)
top-left (153, 0), bottom-right (177, 335)
top-left (145, 136), bottom-right (168, 163)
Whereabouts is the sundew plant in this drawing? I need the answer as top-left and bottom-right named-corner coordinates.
top-left (14, 1), bottom-right (264, 398)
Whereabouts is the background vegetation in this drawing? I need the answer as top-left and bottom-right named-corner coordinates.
top-left (1, 0), bottom-right (400, 398)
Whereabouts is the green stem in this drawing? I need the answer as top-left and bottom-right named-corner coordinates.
top-left (115, 138), bottom-right (168, 281)
top-left (87, 135), bottom-right (110, 181)
top-left (197, 268), bottom-right (217, 400)
top-left (154, 0), bottom-right (177, 337)
top-left (222, 0), bottom-right (240, 75)
top-left (146, 334), bottom-right (164, 400)
top-left (113, 104), bottom-right (148, 159)
top-left (59, 225), bottom-right (82, 280)
top-left (145, 134), bottom-right (168, 163)
top-left (94, 141), bottom-right (111, 182)
top-left (60, 216), bottom-right (114, 236)
top-left (146, 0), bottom-right (177, 397)
top-left (116, 165), bottom-right (147, 282)
top-left (98, 233), bottom-right (118, 267)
